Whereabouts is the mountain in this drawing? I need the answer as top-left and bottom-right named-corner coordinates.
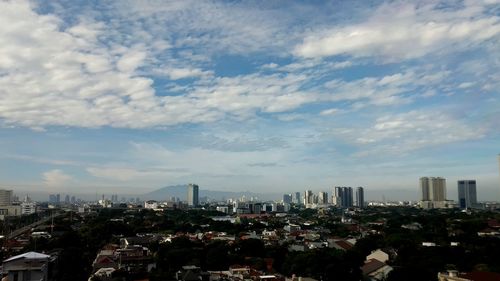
top-left (143, 184), bottom-right (280, 201)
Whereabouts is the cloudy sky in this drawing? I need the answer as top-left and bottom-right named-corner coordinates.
top-left (0, 0), bottom-right (499, 200)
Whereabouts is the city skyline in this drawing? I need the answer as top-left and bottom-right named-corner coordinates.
top-left (0, 1), bottom-right (499, 199)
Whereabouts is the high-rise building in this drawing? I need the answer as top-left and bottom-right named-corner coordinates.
top-left (458, 180), bottom-right (477, 209)
top-left (355, 187), bottom-right (364, 208)
top-left (187, 183), bottom-right (199, 207)
top-left (283, 194), bottom-right (292, 204)
top-left (318, 191), bottom-right (328, 204)
top-left (420, 177), bottom-right (446, 201)
top-left (333, 187), bottom-right (353, 208)
top-left (304, 190), bottom-right (313, 205)
top-left (294, 192), bottom-right (301, 205)
top-left (0, 189), bottom-right (13, 206)
top-left (420, 177), bottom-right (430, 201)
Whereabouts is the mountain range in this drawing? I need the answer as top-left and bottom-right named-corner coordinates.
top-left (142, 184), bottom-right (280, 202)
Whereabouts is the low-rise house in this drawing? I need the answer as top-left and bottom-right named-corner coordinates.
top-left (361, 259), bottom-right (393, 281)
top-left (329, 239), bottom-right (354, 251)
top-left (176, 265), bottom-right (209, 281)
top-left (2, 251), bottom-right (50, 281)
top-left (366, 249), bottom-right (389, 263)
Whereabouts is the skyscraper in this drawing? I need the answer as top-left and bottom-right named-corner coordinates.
top-left (420, 177), bottom-right (446, 201)
top-left (420, 177), bottom-right (430, 201)
top-left (304, 190), bottom-right (313, 205)
top-left (283, 194), bottom-right (292, 204)
top-left (294, 192), bottom-right (301, 205)
top-left (318, 191), bottom-right (328, 204)
top-left (333, 187), bottom-right (353, 208)
top-left (187, 183), bottom-right (199, 207)
top-left (355, 187), bottom-right (364, 208)
top-left (458, 180), bottom-right (477, 209)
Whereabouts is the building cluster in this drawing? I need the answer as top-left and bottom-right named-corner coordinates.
top-left (419, 177), bottom-right (482, 210)
top-left (282, 187), bottom-right (365, 210)
top-left (0, 189), bottom-right (36, 220)
top-left (90, 235), bottom-right (157, 279)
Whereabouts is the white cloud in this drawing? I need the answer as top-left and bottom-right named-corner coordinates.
top-left (321, 69), bottom-right (450, 107)
top-left (294, 1), bottom-right (500, 60)
top-left (43, 169), bottom-right (72, 187)
top-left (320, 108), bottom-right (340, 116)
top-left (334, 110), bottom-right (486, 156)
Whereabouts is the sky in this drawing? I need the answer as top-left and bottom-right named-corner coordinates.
top-left (0, 0), bottom-right (499, 201)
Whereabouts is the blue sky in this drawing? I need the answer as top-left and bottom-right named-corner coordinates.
top-left (0, 0), bottom-right (499, 200)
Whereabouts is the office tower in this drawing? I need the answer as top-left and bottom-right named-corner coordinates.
top-left (187, 183), bottom-right (199, 207)
top-left (343, 187), bottom-right (353, 207)
top-left (56, 194), bottom-right (61, 204)
top-left (294, 192), bottom-right (301, 204)
top-left (431, 177), bottom-right (446, 201)
top-left (333, 187), bottom-right (353, 208)
top-left (458, 180), bottom-right (477, 209)
top-left (420, 177), bottom-right (446, 201)
top-left (355, 187), bottom-right (364, 208)
top-left (332, 187), bottom-right (342, 206)
top-left (420, 177), bottom-right (430, 201)
top-left (0, 189), bottom-right (13, 206)
top-left (283, 194), bottom-right (292, 204)
top-left (318, 191), bottom-right (328, 204)
top-left (304, 190), bottom-right (313, 205)
top-left (65, 195), bottom-right (70, 204)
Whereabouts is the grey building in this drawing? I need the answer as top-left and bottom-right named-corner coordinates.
top-left (283, 194), bottom-right (292, 204)
top-left (355, 186), bottom-right (364, 208)
top-left (318, 191), bottom-right (328, 204)
top-left (187, 184), bottom-right (199, 207)
top-left (458, 180), bottom-right (477, 209)
top-left (294, 192), bottom-right (301, 205)
top-left (334, 187), bottom-right (353, 208)
top-left (0, 189), bottom-right (12, 206)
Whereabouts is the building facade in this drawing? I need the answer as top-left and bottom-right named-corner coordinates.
top-left (187, 184), bottom-right (199, 207)
top-left (303, 190), bottom-right (313, 205)
top-left (318, 191), bottom-right (328, 204)
top-left (355, 187), bottom-right (364, 208)
top-left (283, 194), bottom-right (292, 204)
top-left (333, 187), bottom-right (353, 208)
top-left (0, 189), bottom-right (13, 206)
top-left (420, 177), bottom-right (449, 209)
top-left (458, 180), bottom-right (477, 209)
top-left (294, 192), bottom-right (301, 205)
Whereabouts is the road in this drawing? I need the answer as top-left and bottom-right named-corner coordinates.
top-left (6, 212), bottom-right (62, 239)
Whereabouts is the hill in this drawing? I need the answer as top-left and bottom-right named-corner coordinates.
top-left (143, 184), bottom-right (279, 201)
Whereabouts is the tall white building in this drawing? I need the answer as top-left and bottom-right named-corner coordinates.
top-left (187, 184), bottom-right (199, 207)
top-left (318, 191), bottom-right (328, 204)
top-left (303, 190), bottom-right (313, 205)
top-left (0, 189), bottom-right (13, 206)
